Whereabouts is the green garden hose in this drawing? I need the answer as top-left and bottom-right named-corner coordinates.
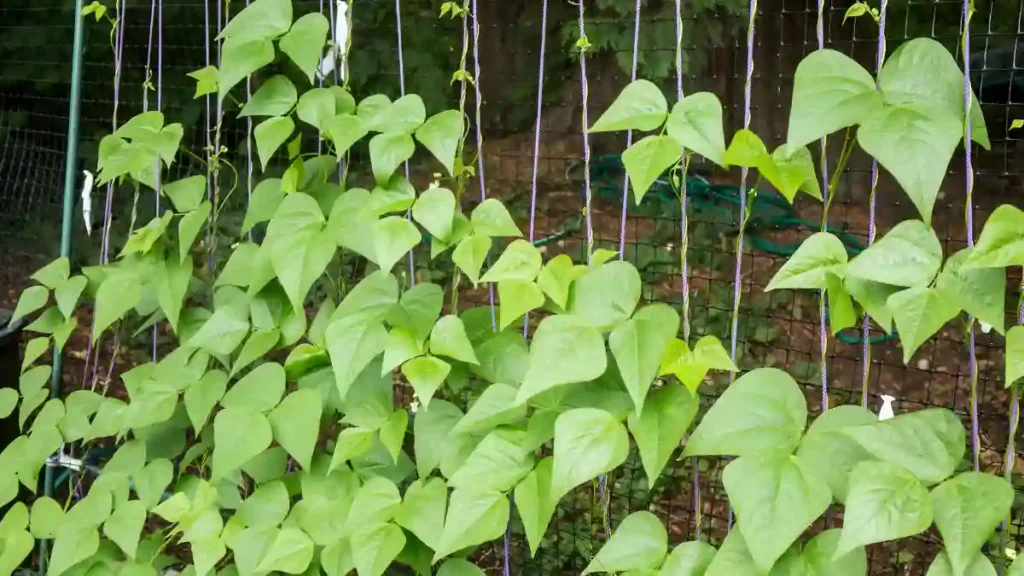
top-left (567, 155), bottom-right (896, 345)
top-left (573, 154), bottom-right (869, 256)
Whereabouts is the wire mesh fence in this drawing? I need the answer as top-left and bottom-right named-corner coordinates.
top-left (2, 0), bottom-right (1024, 574)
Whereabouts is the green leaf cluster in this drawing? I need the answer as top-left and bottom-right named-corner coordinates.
top-left (5, 8), bottom-right (1020, 576)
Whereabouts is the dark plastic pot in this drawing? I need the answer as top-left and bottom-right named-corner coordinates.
top-left (0, 308), bottom-right (26, 449)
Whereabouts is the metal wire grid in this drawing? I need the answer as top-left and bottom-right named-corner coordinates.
top-left (1, 0), bottom-right (1023, 574)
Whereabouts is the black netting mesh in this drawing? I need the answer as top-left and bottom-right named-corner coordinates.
top-left (2, 0), bottom-right (1024, 574)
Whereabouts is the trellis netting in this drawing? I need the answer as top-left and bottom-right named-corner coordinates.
top-left (1, 0), bottom-right (1024, 574)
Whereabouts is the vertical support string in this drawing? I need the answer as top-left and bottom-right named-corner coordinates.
top-left (244, 0), bottom-right (253, 243)
top-left (726, 0), bottom-right (758, 532)
top-left (144, 0), bottom-right (157, 112)
top-left (514, 0), bottom-right (549, 564)
top-left (470, 0), bottom-right (497, 330)
top-left (1001, 1), bottom-right (1024, 543)
top-left (1001, 298), bottom-right (1024, 575)
top-left (576, 0), bottom-right (606, 536)
top-left (317, 0), bottom-right (324, 154)
top-left (578, 0), bottom-right (595, 265)
top-left (673, 0), bottom-right (703, 540)
top-left (466, 0), bottom-right (504, 568)
top-left (99, 0), bottom-right (128, 267)
top-left (523, 0), bottom-right (548, 339)
top-left (816, 0), bottom-right (830, 413)
top-left (861, 0), bottom-right (887, 407)
top-left (961, 0), bottom-right (980, 473)
top-left (203, 0), bottom-right (214, 273)
top-left (88, 0), bottom-right (127, 391)
top-left (327, 0), bottom-right (344, 181)
top-left (395, 0), bottom-right (415, 285)
top-left (142, 0), bottom-right (162, 361)
top-left (728, 0), bottom-right (757, 380)
top-left (675, 6), bottom-right (689, 343)
top-left (617, 0), bottom-right (642, 259)
top-left (396, 0), bottom-right (408, 176)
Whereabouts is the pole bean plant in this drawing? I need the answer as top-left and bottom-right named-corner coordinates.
top-left (2, 0), bottom-right (1023, 575)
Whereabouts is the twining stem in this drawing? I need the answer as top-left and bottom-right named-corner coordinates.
top-left (817, 127), bottom-right (855, 411)
top-left (673, 153), bottom-right (692, 342)
top-left (727, 174), bottom-right (762, 367)
top-left (822, 127), bottom-right (855, 232)
top-left (213, 158), bottom-right (239, 224)
top-left (447, 0), bottom-right (472, 312)
top-left (341, 0), bottom-right (355, 90)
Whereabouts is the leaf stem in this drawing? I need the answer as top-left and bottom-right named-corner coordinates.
top-left (822, 127), bottom-right (855, 232)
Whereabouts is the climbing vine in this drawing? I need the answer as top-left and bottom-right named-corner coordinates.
top-left (2, 1), bottom-right (1024, 576)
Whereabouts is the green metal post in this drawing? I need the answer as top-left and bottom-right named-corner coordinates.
top-left (40, 0), bottom-right (87, 569)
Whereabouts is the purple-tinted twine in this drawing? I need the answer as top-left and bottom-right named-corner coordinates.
top-left (99, 0), bottom-right (128, 267)
top-left (466, 0), bottom-right (502, 568)
top-left (675, 2), bottom-right (690, 343)
top-left (577, 0), bottom-right (606, 533)
top-left (470, 0), bottom-right (497, 331)
top-left (318, 0), bottom-right (325, 88)
top-left (726, 0), bottom-right (757, 533)
top-left (202, 0), bottom-right (214, 276)
top-left (728, 0), bottom-right (757, 379)
top-left (245, 0), bottom-right (254, 243)
top-left (962, 0), bottom-right (981, 473)
top-left (578, 0), bottom-right (595, 264)
top-left (142, 0), bottom-right (163, 361)
top-left (396, 0), bottom-right (415, 286)
top-left (861, 0), bottom-right (887, 408)
top-left (617, 0), bottom-right (642, 260)
top-left (816, 0), bottom-right (830, 414)
top-left (317, 0), bottom-right (324, 153)
top-left (329, 1), bottom-right (344, 182)
top-left (88, 0), bottom-right (127, 390)
top-left (213, 1), bottom-right (226, 277)
top-left (674, 0), bottom-right (700, 537)
top-left (329, 0), bottom-right (337, 78)
top-left (1001, 297), bottom-right (1024, 574)
top-left (675, 0), bottom-right (702, 540)
top-left (522, 0), bottom-right (548, 339)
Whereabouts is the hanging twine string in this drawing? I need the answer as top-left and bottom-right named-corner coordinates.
top-left (728, 0), bottom-right (757, 377)
top-left (395, 0), bottom-right (416, 285)
top-left (143, 0), bottom-right (156, 112)
top-left (317, 0), bottom-right (324, 154)
top-left (466, 2), bottom-right (506, 568)
top-left (617, 0), bottom-right (642, 259)
top-left (861, 0), bottom-right (887, 407)
top-left (673, 0), bottom-right (703, 539)
top-left (726, 0), bottom-right (758, 532)
top-left (86, 0), bottom-right (128, 391)
top-left (522, 0), bottom-right (548, 341)
top-left (98, 0), bottom-right (128, 267)
top-left (245, 0), bottom-right (254, 243)
top-left (578, 0), bottom-right (595, 264)
top-left (1002, 297), bottom-right (1024, 574)
top-left (960, 0), bottom-right (981, 473)
top-left (816, 0), bottom-right (830, 413)
top-left (328, 0), bottom-right (346, 181)
top-left (202, 0), bottom-right (216, 274)
top-left (675, 5), bottom-right (690, 343)
top-left (575, 0), bottom-right (607, 536)
top-left (203, 0), bottom-right (213, 228)
top-left (329, 1), bottom-right (339, 84)
top-left (729, 0), bottom-right (757, 370)
top-left (396, 0), bottom-right (408, 174)
top-left (142, 0), bottom-right (163, 361)
top-left (469, 0), bottom-right (497, 330)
